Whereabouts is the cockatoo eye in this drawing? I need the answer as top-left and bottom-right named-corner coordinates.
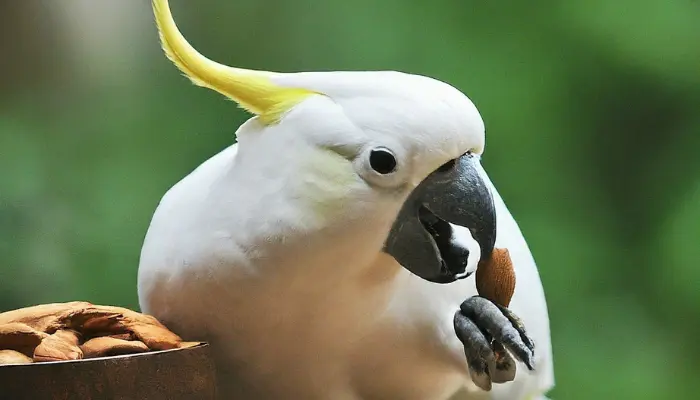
top-left (355, 145), bottom-right (408, 189)
top-left (368, 147), bottom-right (398, 175)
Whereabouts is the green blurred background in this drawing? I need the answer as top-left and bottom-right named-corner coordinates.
top-left (1, 1), bottom-right (699, 398)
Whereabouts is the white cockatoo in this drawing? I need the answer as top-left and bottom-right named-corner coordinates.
top-left (138, 1), bottom-right (554, 399)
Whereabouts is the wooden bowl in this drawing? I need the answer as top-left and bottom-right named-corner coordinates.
top-left (0, 343), bottom-right (217, 400)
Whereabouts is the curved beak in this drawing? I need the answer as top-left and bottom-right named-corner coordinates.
top-left (384, 154), bottom-right (497, 283)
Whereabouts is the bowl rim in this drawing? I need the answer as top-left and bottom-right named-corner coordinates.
top-left (0, 342), bottom-right (209, 368)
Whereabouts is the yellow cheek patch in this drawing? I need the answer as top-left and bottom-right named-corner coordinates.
top-left (300, 149), bottom-right (359, 222)
top-left (152, 0), bottom-right (318, 124)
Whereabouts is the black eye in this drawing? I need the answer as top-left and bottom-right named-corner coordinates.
top-left (369, 147), bottom-right (398, 174)
top-left (436, 159), bottom-right (456, 173)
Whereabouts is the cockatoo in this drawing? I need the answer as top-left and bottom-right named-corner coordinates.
top-left (137, 1), bottom-right (555, 399)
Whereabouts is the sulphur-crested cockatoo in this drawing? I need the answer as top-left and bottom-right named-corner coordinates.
top-left (138, 1), bottom-right (554, 399)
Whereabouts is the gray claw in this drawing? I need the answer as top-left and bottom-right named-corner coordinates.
top-left (453, 312), bottom-right (495, 391)
top-left (495, 303), bottom-right (536, 353)
top-left (455, 296), bottom-right (535, 382)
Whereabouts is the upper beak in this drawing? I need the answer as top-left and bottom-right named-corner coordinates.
top-left (384, 154), bottom-right (497, 283)
top-left (421, 155), bottom-right (497, 261)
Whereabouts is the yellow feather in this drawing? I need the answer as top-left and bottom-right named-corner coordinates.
top-left (151, 0), bottom-right (317, 124)
top-left (303, 149), bottom-right (358, 221)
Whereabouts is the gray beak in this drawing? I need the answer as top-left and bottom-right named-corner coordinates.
top-left (384, 153), bottom-right (496, 284)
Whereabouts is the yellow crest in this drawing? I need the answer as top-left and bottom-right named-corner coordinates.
top-left (152, 0), bottom-right (317, 124)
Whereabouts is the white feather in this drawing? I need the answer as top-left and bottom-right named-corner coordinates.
top-left (138, 149), bottom-right (553, 400)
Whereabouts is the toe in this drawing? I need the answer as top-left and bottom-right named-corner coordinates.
top-left (453, 311), bottom-right (494, 391)
top-left (460, 296), bottom-right (536, 371)
top-left (495, 303), bottom-right (536, 353)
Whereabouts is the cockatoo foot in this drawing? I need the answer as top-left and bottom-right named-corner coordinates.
top-left (453, 296), bottom-right (536, 391)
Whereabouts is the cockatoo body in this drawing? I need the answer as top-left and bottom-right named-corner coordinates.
top-left (138, 1), bottom-right (554, 399)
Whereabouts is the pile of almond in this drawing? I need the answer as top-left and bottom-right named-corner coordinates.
top-left (0, 301), bottom-right (199, 365)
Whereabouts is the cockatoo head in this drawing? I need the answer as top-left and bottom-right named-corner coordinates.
top-left (152, 0), bottom-right (495, 283)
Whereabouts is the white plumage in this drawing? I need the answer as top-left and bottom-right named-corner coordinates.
top-left (137, 139), bottom-right (553, 399)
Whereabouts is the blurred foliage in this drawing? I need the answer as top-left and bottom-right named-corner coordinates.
top-left (1, 0), bottom-right (699, 398)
